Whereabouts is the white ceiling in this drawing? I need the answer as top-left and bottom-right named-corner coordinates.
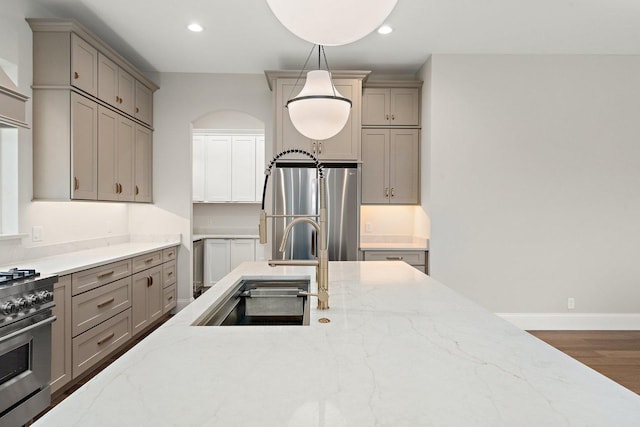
top-left (29, 0), bottom-right (640, 75)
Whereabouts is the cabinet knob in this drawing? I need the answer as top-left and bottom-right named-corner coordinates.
top-left (391, 114), bottom-right (395, 120)
top-left (385, 187), bottom-right (389, 198)
top-left (391, 188), bottom-right (395, 197)
top-left (386, 114), bottom-right (389, 120)
top-left (74, 71), bottom-right (79, 79)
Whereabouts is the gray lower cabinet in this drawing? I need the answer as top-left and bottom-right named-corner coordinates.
top-left (51, 275), bottom-right (72, 394)
top-left (51, 245), bottom-right (178, 395)
top-left (132, 265), bottom-right (163, 336)
top-left (363, 250), bottom-right (429, 274)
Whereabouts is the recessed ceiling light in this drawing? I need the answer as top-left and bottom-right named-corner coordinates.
top-left (188, 23), bottom-right (204, 32)
top-left (377, 25), bottom-right (393, 35)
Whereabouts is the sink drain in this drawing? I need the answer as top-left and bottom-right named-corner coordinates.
top-left (318, 318), bottom-right (330, 324)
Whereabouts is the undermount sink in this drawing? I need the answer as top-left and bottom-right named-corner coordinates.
top-left (195, 279), bottom-right (311, 326)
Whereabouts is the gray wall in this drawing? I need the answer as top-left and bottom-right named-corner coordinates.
top-left (425, 55), bottom-right (640, 319)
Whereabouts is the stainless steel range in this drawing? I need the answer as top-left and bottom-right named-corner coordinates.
top-left (0, 268), bottom-right (57, 427)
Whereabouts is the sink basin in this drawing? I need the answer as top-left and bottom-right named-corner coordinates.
top-left (195, 279), bottom-right (311, 326)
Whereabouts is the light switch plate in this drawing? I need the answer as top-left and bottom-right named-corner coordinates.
top-left (32, 226), bottom-right (43, 242)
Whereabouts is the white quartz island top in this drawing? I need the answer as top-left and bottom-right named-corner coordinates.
top-left (35, 262), bottom-right (640, 426)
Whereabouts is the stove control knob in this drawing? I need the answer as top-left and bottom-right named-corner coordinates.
top-left (25, 294), bottom-right (39, 307)
top-left (37, 290), bottom-right (53, 303)
top-left (1, 301), bottom-right (17, 315)
top-left (15, 297), bottom-right (27, 311)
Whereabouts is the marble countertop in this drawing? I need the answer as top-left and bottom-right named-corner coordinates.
top-left (35, 262), bottom-right (640, 426)
top-left (0, 240), bottom-right (180, 276)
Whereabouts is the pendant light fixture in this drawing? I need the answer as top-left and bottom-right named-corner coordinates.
top-left (266, 0), bottom-right (398, 46)
top-left (286, 45), bottom-right (351, 141)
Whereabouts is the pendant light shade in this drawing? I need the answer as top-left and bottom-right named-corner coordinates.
top-left (287, 70), bottom-right (351, 141)
top-left (266, 0), bottom-right (398, 46)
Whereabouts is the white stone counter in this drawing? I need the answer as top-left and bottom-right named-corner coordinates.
top-left (34, 261), bottom-right (640, 426)
top-left (193, 234), bottom-right (259, 241)
top-left (0, 239), bottom-right (180, 276)
top-left (360, 242), bottom-right (429, 250)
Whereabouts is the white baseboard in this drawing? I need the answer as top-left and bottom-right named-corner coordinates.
top-left (497, 313), bottom-right (640, 330)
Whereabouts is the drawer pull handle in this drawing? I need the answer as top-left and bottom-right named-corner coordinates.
top-left (97, 270), bottom-right (115, 279)
top-left (147, 276), bottom-right (153, 287)
top-left (168, 271), bottom-right (174, 276)
top-left (145, 257), bottom-right (154, 263)
top-left (135, 185), bottom-right (139, 195)
top-left (385, 187), bottom-right (389, 198)
top-left (168, 296), bottom-right (174, 301)
top-left (97, 297), bottom-right (115, 308)
top-left (74, 71), bottom-right (79, 79)
top-left (167, 252), bottom-right (173, 257)
top-left (386, 256), bottom-right (403, 261)
top-left (97, 332), bottom-right (115, 346)
top-left (391, 188), bottom-right (395, 198)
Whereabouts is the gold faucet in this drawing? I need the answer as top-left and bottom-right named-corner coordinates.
top-left (259, 150), bottom-right (329, 309)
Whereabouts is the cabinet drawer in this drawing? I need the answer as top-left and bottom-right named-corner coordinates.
top-left (72, 277), bottom-right (132, 337)
top-left (163, 283), bottom-right (177, 314)
top-left (72, 259), bottom-right (132, 296)
top-left (162, 260), bottom-right (176, 288)
top-left (72, 308), bottom-right (131, 378)
top-left (132, 250), bottom-right (162, 273)
top-left (364, 251), bottom-right (426, 265)
top-left (162, 247), bottom-right (177, 263)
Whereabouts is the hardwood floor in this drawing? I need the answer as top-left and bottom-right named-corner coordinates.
top-left (31, 327), bottom-right (639, 423)
top-left (529, 330), bottom-right (640, 394)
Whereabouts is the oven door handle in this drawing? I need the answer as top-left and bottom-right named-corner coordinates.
top-left (0, 315), bottom-right (57, 344)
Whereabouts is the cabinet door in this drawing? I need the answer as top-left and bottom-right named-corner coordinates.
top-left (51, 275), bottom-right (72, 394)
top-left (390, 88), bottom-right (420, 126)
top-left (71, 93), bottom-right (98, 200)
top-left (131, 270), bottom-right (150, 335)
top-left (97, 53), bottom-right (119, 108)
top-left (230, 239), bottom-right (256, 270)
top-left (192, 135), bottom-right (205, 202)
top-left (118, 69), bottom-right (135, 116)
top-left (134, 81), bottom-right (153, 125)
top-left (389, 129), bottom-right (420, 204)
top-left (147, 266), bottom-right (163, 324)
top-left (97, 105), bottom-right (119, 201)
top-left (231, 136), bottom-right (256, 201)
top-left (362, 88), bottom-right (390, 126)
top-left (131, 266), bottom-right (162, 336)
top-left (134, 125), bottom-right (153, 202)
top-left (361, 129), bottom-right (390, 204)
top-left (71, 34), bottom-right (97, 96)
top-left (276, 79), bottom-right (313, 156)
top-left (315, 80), bottom-right (360, 160)
top-left (117, 116), bottom-right (135, 201)
top-left (204, 135), bottom-right (232, 201)
top-left (204, 239), bottom-right (231, 286)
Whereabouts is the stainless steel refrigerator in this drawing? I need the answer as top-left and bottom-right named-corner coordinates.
top-left (272, 163), bottom-right (359, 261)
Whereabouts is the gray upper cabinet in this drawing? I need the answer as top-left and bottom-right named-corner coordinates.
top-left (70, 33), bottom-right (98, 97)
top-left (266, 70), bottom-right (370, 161)
top-left (362, 87), bottom-right (420, 127)
top-left (28, 19), bottom-right (158, 201)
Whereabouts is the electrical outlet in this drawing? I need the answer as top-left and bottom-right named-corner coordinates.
top-left (32, 226), bottom-right (43, 242)
top-left (365, 222), bottom-right (373, 233)
top-left (567, 297), bottom-right (575, 310)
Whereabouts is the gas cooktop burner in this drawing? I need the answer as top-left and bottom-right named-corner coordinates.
top-left (0, 268), bottom-right (40, 283)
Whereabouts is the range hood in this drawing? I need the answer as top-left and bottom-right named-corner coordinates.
top-left (0, 66), bottom-right (29, 129)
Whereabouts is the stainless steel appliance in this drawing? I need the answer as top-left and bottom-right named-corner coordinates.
top-left (193, 239), bottom-right (204, 298)
top-left (272, 162), bottom-right (359, 261)
top-left (0, 268), bottom-right (57, 427)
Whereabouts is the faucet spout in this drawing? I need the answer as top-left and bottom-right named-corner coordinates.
top-left (260, 150), bottom-right (330, 310)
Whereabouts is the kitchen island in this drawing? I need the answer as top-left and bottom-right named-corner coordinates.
top-left (35, 262), bottom-right (640, 426)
